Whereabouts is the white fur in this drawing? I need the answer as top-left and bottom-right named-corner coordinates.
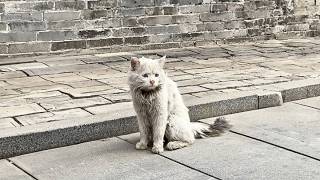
top-left (128, 56), bottom-right (226, 153)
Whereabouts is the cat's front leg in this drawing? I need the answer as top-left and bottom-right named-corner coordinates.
top-left (152, 111), bottom-right (167, 154)
top-left (136, 114), bottom-right (151, 150)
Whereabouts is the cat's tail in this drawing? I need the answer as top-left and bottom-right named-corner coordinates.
top-left (191, 117), bottom-right (232, 138)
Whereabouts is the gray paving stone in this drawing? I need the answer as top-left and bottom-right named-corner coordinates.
top-left (85, 102), bottom-right (134, 115)
top-left (0, 160), bottom-right (33, 180)
top-left (0, 118), bottom-right (19, 129)
top-left (10, 138), bottom-right (210, 180)
top-left (179, 85), bottom-right (208, 94)
top-left (41, 73), bottom-right (89, 83)
top-left (0, 62), bottom-right (48, 71)
top-left (17, 108), bottom-right (92, 126)
top-left (0, 103), bottom-right (45, 119)
top-left (0, 71), bottom-right (26, 80)
top-left (23, 64), bottom-right (109, 76)
top-left (60, 85), bottom-right (125, 98)
top-left (202, 101), bottom-right (320, 159)
top-left (40, 96), bottom-right (111, 111)
top-left (295, 96), bottom-right (320, 109)
top-left (121, 132), bottom-right (320, 179)
top-left (5, 76), bottom-right (54, 89)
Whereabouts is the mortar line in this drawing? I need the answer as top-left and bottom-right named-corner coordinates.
top-left (6, 159), bottom-right (38, 180)
top-left (116, 137), bottom-right (222, 180)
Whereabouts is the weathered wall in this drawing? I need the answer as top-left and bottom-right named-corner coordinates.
top-left (0, 0), bottom-right (318, 56)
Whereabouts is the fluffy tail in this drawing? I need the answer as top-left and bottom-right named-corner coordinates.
top-left (191, 117), bottom-right (232, 138)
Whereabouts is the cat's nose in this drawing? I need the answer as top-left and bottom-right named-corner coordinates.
top-left (150, 80), bottom-right (155, 85)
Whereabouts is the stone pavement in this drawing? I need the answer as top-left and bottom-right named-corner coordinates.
top-left (2, 96), bottom-right (320, 180)
top-left (1, 38), bottom-right (320, 157)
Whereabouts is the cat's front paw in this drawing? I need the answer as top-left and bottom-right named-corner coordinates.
top-left (136, 142), bottom-right (148, 150)
top-left (151, 146), bottom-right (164, 154)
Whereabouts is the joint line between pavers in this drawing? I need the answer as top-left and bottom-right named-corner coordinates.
top-left (229, 130), bottom-right (320, 162)
top-left (198, 121), bottom-right (320, 162)
top-left (116, 137), bottom-right (222, 180)
top-left (12, 117), bottom-right (24, 127)
top-left (6, 159), bottom-right (38, 180)
top-left (292, 102), bottom-right (320, 111)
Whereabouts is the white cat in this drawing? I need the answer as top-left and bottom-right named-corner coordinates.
top-left (128, 56), bottom-right (231, 154)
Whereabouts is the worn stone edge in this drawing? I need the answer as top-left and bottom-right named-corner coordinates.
top-left (0, 79), bottom-right (320, 159)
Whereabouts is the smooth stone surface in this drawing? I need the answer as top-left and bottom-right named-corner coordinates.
top-left (201, 100), bottom-right (320, 159)
top-left (294, 96), bottom-right (320, 109)
top-left (10, 138), bottom-right (210, 180)
top-left (163, 134), bottom-right (320, 180)
top-left (0, 159), bottom-right (33, 180)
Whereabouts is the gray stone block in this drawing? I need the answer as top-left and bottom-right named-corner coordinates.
top-left (257, 91), bottom-right (283, 109)
top-left (118, 7), bottom-right (145, 17)
top-left (8, 42), bottom-right (50, 54)
top-left (0, 22), bottom-right (7, 31)
top-left (295, 96), bottom-right (320, 109)
top-left (142, 42), bottom-right (181, 50)
top-left (172, 14), bottom-right (200, 24)
top-left (8, 21), bottom-right (46, 32)
top-left (179, 4), bottom-right (210, 14)
top-left (51, 40), bottom-right (86, 51)
top-left (197, 22), bottom-right (224, 31)
top-left (124, 36), bottom-right (149, 45)
top-left (37, 31), bottom-right (77, 41)
top-left (55, 1), bottom-right (86, 10)
top-left (1, 12), bottom-right (43, 21)
top-left (0, 44), bottom-right (7, 54)
top-left (4, 1), bottom-right (54, 13)
top-left (47, 20), bottom-right (83, 30)
top-left (171, 0), bottom-right (203, 5)
top-left (78, 29), bottom-right (111, 39)
top-left (138, 15), bottom-right (172, 26)
top-left (81, 9), bottom-right (114, 20)
top-left (0, 110), bottom-right (137, 158)
top-left (171, 32), bottom-right (205, 42)
top-left (210, 4), bottom-right (228, 13)
top-left (112, 27), bottom-right (146, 37)
top-left (122, 17), bottom-right (139, 27)
top-left (10, 138), bottom-right (209, 179)
top-left (202, 102), bottom-right (320, 160)
top-left (87, 0), bottom-right (117, 9)
top-left (87, 37), bottom-right (123, 48)
top-left (120, 0), bottom-right (154, 7)
top-left (0, 160), bottom-right (33, 180)
top-left (187, 92), bottom-right (259, 121)
top-left (146, 25), bottom-right (181, 34)
top-left (200, 12), bottom-right (237, 22)
top-left (162, 132), bottom-right (320, 179)
top-left (0, 3), bottom-right (4, 13)
top-left (44, 11), bottom-right (81, 21)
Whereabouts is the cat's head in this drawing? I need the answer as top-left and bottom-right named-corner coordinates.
top-left (128, 56), bottom-right (166, 91)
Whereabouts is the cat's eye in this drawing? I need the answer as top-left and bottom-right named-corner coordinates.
top-left (142, 74), bottom-right (148, 78)
top-left (155, 73), bottom-right (159, 77)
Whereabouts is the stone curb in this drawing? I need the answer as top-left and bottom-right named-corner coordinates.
top-left (0, 79), bottom-right (319, 159)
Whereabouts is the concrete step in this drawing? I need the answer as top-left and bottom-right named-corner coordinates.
top-left (0, 78), bottom-right (320, 158)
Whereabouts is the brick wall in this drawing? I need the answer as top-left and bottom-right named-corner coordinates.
top-left (0, 0), bottom-right (319, 56)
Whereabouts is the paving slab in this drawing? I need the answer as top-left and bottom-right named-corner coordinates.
top-left (120, 132), bottom-right (320, 180)
top-left (201, 97), bottom-right (320, 160)
top-left (9, 138), bottom-right (210, 180)
top-left (0, 160), bottom-right (33, 180)
top-left (294, 96), bottom-right (320, 109)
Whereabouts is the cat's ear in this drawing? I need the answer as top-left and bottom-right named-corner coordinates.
top-left (131, 57), bottom-right (140, 71)
top-left (158, 56), bottom-right (166, 68)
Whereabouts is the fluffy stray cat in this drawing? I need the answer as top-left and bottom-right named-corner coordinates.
top-left (128, 56), bottom-right (231, 154)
